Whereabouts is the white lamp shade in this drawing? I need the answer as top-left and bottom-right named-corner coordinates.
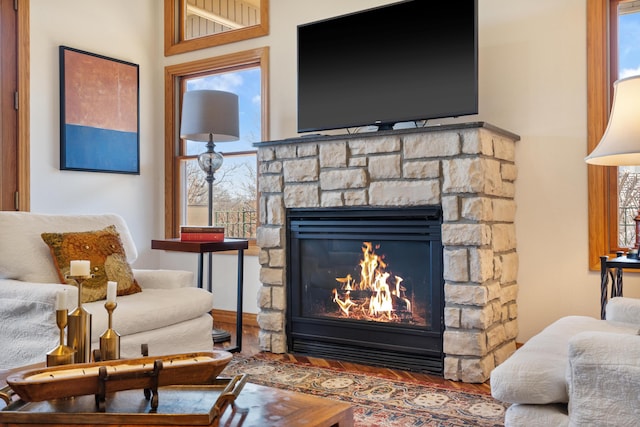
top-left (180, 90), bottom-right (239, 142)
top-left (586, 75), bottom-right (640, 166)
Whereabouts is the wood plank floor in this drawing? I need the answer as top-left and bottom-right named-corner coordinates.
top-left (213, 320), bottom-right (492, 394)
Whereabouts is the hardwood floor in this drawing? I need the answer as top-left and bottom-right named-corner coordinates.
top-left (213, 320), bottom-right (492, 394)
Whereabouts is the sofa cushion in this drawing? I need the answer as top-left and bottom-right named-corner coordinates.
top-left (605, 296), bottom-right (640, 326)
top-left (505, 403), bottom-right (569, 427)
top-left (41, 225), bottom-right (141, 303)
top-left (0, 212), bottom-right (137, 283)
top-left (567, 331), bottom-right (640, 426)
top-left (84, 287), bottom-right (213, 338)
top-left (491, 315), bottom-right (638, 405)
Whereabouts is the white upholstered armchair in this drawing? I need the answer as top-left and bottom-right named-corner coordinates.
top-left (0, 212), bottom-right (214, 370)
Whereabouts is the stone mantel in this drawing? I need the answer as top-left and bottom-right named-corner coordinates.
top-left (254, 121), bottom-right (520, 383)
top-left (254, 122), bottom-right (520, 147)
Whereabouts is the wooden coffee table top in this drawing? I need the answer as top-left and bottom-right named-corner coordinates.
top-left (0, 365), bottom-right (353, 427)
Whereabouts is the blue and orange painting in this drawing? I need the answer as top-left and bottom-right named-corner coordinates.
top-left (60, 47), bottom-right (139, 174)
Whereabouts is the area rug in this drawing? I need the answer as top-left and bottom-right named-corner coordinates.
top-left (221, 355), bottom-right (506, 427)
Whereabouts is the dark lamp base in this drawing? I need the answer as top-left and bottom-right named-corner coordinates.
top-left (212, 328), bottom-right (232, 343)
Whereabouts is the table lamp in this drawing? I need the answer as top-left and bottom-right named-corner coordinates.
top-left (585, 75), bottom-right (640, 249)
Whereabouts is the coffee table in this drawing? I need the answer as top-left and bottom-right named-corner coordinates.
top-left (0, 365), bottom-right (353, 427)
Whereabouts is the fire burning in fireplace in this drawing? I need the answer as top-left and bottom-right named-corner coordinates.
top-left (332, 242), bottom-right (413, 322)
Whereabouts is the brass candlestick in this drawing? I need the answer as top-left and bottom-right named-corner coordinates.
top-left (99, 301), bottom-right (120, 360)
top-left (46, 309), bottom-right (75, 366)
top-left (66, 276), bottom-right (92, 363)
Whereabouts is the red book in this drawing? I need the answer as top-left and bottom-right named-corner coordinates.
top-left (180, 232), bottom-right (225, 242)
top-left (180, 226), bottom-right (225, 233)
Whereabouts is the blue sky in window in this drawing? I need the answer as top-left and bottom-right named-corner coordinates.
top-left (185, 67), bottom-right (261, 154)
top-left (619, 11), bottom-right (640, 78)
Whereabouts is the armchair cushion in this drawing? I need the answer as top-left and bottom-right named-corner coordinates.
top-left (41, 225), bottom-right (141, 303)
top-left (567, 331), bottom-right (640, 426)
top-left (85, 287), bottom-right (212, 337)
top-left (132, 269), bottom-right (194, 289)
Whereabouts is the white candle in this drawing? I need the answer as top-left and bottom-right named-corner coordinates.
top-left (55, 290), bottom-right (66, 310)
top-left (107, 281), bottom-right (117, 303)
top-left (69, 260), bottom-right (90, 277)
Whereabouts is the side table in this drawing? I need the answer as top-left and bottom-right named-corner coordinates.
top-left (599, 252), bottom-right (640, 320)
top-left (151, 238), bottom-right (249, 353)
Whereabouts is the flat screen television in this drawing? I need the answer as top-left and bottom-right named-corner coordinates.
top-left (297, 0), bottom-right (478, 133)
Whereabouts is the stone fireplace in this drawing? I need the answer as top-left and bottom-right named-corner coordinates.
top-left (255, 122), bottom-right (520, 383)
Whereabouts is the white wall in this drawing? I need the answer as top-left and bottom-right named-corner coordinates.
top-left (30, 0), bottom-right (163, 268)
top-left (30, 0), bottom-right (639, 342)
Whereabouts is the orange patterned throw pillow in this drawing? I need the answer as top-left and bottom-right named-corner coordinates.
top-left (41, 225), bottom-right (142, 303)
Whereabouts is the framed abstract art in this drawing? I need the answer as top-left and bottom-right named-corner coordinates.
top-left (59, 46), bottom-right (140, 174)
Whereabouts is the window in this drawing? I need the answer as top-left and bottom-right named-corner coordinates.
top-left (164, 0), bottom-right (269, 56)
top-left (586, 0), bottom-right (621, 270)
top-left (588, 0), bottom-right (640, 268)
top-left (164, 48), bottom-right (269, 247)
top-left (615, 3), bottom-right (640, 247)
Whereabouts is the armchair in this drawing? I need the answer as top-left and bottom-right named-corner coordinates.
top-left (0, 212), bottom-right (214, 370)
top-left (491, 297), bottom-right (640, 426)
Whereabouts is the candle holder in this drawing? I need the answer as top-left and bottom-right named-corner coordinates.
top-left (46, 309), bottom-right (75, 366)
top-left (66, 275), bottom-right (93, 363)
top-left (99, 301), bottom-right (120, 361)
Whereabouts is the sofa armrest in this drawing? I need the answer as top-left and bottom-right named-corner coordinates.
top-left (0, 279), bottom-right (77, 308)
top-left (132, 269), bottom-right (194, 290)
top-left (0, 279), bottom-right (77, 369)
top-left (605, 297), bottom-right (640, 325)
top-left (567, 331), bottom-right (640, 426)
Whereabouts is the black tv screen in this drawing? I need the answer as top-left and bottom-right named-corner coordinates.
top-left (297, 0), bottom-right (478, 133)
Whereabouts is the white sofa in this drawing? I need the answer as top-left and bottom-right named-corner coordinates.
top-left (0, 212), bottom-right (214, 370)
top-left (491, 297), bottom-right (640, 426)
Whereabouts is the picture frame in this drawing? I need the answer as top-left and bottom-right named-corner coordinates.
top-left (59, 46), bottom-right (140, 174)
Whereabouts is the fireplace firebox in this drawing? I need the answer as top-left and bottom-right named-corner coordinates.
top-left (287, 206), bottom-right (444, 374)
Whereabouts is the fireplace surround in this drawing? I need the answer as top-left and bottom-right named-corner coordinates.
top-left (255, 122), bottom-right (520, 382)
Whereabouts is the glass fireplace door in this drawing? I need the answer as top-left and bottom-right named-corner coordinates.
top-left (287, 207), bottom-right (444, 374)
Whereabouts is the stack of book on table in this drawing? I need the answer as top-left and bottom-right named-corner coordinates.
top-left (180, 226), bottom-right (225, 242)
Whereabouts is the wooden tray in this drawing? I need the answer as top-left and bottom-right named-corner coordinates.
top-left (5, 351), bottom-right (232, 402)
top-left (0, 376), bottom-right (247, 426)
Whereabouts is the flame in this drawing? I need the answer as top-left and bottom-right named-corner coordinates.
top-left (333, 242), bottom-right (409, 322)
top-left (332, 288), bottom-right (355, 316)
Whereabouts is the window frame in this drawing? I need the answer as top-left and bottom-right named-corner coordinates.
top-left (587, 0), bottom-right (624, 270)
top-left (164, 47), bottom-right (269, 253)
top-left (164, 0), bottom-right (269, 56)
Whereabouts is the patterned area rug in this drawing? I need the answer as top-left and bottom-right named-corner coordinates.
top-left (222, 355), bottom-right (506, 426)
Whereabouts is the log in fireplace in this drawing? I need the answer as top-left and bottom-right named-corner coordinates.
top-left (287, 206), bottom-right (444, 374)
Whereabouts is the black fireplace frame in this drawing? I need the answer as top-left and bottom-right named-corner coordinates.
top-left (286, 206), bottom-right (444, 374)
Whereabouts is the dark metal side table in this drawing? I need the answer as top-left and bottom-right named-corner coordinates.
top-left (151, 238), bottom-right (249, 352)
top-left (599, 252), bottom-right (640, 320)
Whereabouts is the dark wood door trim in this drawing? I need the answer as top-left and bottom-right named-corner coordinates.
top-left (17, 0), bottom-right (29, 211)
top-left (0, 0), bottom-right (29, 211)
